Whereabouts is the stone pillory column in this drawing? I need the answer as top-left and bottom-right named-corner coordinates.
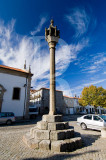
top-left (23, 20), bottom-right (82, 152)
top-left (45, 20), bottom-right (60, 115)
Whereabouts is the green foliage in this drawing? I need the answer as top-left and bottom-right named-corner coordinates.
top-left (79, 85), bottom-right (106, 108)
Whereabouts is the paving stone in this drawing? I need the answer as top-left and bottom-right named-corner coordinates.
top-left (48, 122), bottom-right (67, 130)
top-left (51, 140), bottom-right (74, 152)
top-left (37, 121), bottom-right (48, 130)
top-left (23, 132), bottom-right (33, 144)
top-left (65, 139), bottom-right (75, 151)
top-left (71, 137), bottom-right (82, 149)
top-left (30, 126), bottom-right (37, 135)
top-left (51, 137), bottom-right (82, 152)
top-left (39, 140), bottom-right (51, 150)
top-left (50, 130), bottom-right (66, 140)
top-left (51, 140), bottom-right (64, 152)
top-left (50, 129), bottom-right (74, 140)
top-left (64, 122), bottom-right (69, 129)
top-left (43, 114), bottom-right (62, 122)
top-left (1, 115), bottom-right (106, 160)
top-left (27, 139), bottom-right (40, 149)
top-left (65, 129), bottom-right (74, 139)
top-left (34, 129), bottom-right (50, 140)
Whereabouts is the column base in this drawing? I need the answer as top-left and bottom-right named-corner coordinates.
top-left (43, 114), bottom-right (63, 122)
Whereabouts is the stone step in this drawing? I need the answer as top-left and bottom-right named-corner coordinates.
top-left (51, 137), bottom-right (82, 152)
top-left (23, 133), bottom-right (41, 149)
top-left (23, 132), bottom-right (33, 144)
top-left (33, 129), bottom-right (50, 140)
top-left (50, 129), bottom-right (74, 140)
top-left (37, 121), bottom-right (48, 130)
top-left (23, 132), bottom-right (82, 152)
top-left (48, 122), bottom-right (69, 130)
top-left (31, 128), bottom-right (74, 140)
top-left (39, 140), bottom-right (51, 150)
top-left (30, 126), bottom-right (37, 135)
top-left (36, 121), bottom-right (69, 130)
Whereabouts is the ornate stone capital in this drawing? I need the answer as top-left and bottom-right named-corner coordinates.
top-left (45, 19), bottom-right (60, 45)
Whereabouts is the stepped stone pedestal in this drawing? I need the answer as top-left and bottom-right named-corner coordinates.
top-left (23, 114), bottom-right (82, 152)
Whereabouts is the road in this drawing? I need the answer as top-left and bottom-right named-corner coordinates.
top-left (0, 115), bottom-right (106, 160)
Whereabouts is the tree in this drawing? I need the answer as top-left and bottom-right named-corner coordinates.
top-left (78, 85), bottom-right (106, 108)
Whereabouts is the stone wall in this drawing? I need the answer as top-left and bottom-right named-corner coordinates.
top-left (31, 88), bottom-right (64, 115)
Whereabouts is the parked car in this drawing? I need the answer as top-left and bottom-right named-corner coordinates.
top-left (77, 114), bottom-right (106, 130)
top-left (0, 112), bottom-right (15, 125)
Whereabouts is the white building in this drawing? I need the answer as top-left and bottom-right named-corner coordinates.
top-left (0, 65), bottom-right (33, 119)
top-left (85, 105), bottom-right (106, 114)
top-left (83, 105), bottom-right (106, 114)
top-left (84, 105), bottom-right (95, 114)
top-left (96, 106), bottom-right (106, 114)
top-left (63, 96), bottom-right (81, 114)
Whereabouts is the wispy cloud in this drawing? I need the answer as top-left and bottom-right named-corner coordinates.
top-left (71, 79), bottom-right (106, 96)
top-left (30, 17), bottom-right (47, 36)
top-left (94, 57), bottom-right (106, 65)
top-left (65, 8), bottom-right (90, 37)
top-left (55, 38), bottom-right (89, 76)
top-left (81, 52), bottom-right (106, 74)
top-left (0, 19), bottom-right (89, 90)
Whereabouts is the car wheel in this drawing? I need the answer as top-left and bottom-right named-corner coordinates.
top-left (6, 120), bottom-right (12, 125)
top-left (81, 123), bottom-right (87, 130)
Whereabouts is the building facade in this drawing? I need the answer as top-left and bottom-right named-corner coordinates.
top-left (0, 65), bottom-right (33, 119)
top-left (84, 105), bottom-right (106, 114)
top-left (63, 96), bottom-right (81, 114)
top-left (30, 88), bottom-right (64, 114)
top-left (30, 88), bottom-right (106, 115)
top-left (30, 88), bottom-right (81, 115)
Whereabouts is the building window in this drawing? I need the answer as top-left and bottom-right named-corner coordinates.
top-left (12, 87), bottom-right (20, 100)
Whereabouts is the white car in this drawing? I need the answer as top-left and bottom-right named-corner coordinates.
top-left (77, 114), bottom-right (106, 130)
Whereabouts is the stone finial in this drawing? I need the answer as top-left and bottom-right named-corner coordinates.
top-left (29, 65), bottom-right (31, 73)
top-left (50, 19), bottom-right (54, 26)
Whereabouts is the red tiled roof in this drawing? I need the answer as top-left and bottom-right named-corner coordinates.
top-left (41, 88), bottom-right (62, 92)
top-left (31, 87), bottom-right (62, 93)
top-left (64, 95), bottom-right (80, 99)
top-left (0, 65), bottom-right (33, 75)
top-left (30, 89), bottom-right (37, 93)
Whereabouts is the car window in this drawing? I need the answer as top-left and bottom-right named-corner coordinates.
top-left (1, 113), bottom-right (7, 117)
top-left (93, 116), bottom-right (101, 121)
top-left (84, 115), bottom-right (92, 120)
top-left (7, 113), bottom-right (14, 117)
top-left (100, 115), bottom-right (106, 122)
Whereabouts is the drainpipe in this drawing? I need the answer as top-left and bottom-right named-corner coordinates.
top-left (23, 77), bottom-right (27, 119)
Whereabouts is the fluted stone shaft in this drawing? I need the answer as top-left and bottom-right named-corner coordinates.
top-left (49, 42), bottom-right (56, 115)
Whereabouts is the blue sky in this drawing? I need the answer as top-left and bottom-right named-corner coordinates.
top-left (0, 0), bottom-right (106, 96)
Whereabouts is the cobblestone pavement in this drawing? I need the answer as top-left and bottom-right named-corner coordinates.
top-left (0, 115), bottom-right (106, 160)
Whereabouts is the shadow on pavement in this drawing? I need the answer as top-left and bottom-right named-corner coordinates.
top-left (81, 133), bottom-right (100, 147)
top-left (22, 150), bottom-right (99, 160)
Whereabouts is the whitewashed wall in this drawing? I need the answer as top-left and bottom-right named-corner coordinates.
top-left (0, 73), bottom-right (26, 117)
